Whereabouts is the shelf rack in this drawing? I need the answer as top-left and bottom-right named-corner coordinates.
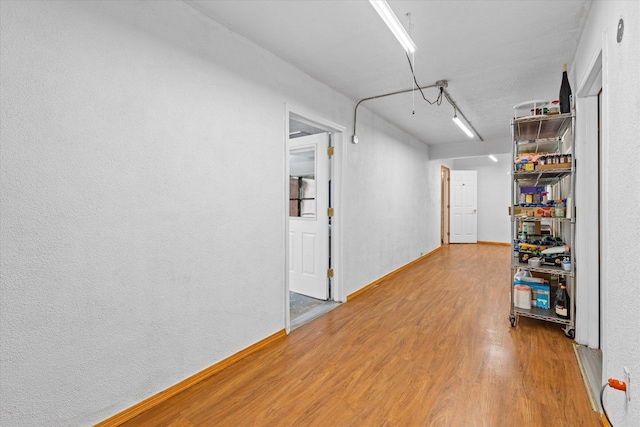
top-left (509, 111), bottom-right (576, 338)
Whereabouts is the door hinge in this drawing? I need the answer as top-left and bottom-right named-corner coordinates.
top-left (327, 269), bottom-right (334, 278)
top-left (327, 207), bottom-right (334, 217)
top-left (447, 232), bottom-right (450, 236)
top-left (327, 146), bottom-right (334, 156)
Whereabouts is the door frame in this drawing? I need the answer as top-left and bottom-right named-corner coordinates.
top-left (575, 44), bottom-right (605, 349)
top-left (285, 104), bottom-right (345, 334)
top-left (441, 166), bottom-right (450, 245)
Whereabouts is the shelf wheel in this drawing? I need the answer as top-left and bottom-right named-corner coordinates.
top-left (562, 327), bottom-right (575, 339)
top-left (509, 314), bottom-right (516, 327)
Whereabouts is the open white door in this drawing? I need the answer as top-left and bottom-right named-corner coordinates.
top-left (289, 133), bottom-right (329, 300)
top-left (449, 170), bottom-right (477, 243)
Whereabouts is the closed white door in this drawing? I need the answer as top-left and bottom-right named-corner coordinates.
top-left (449, 170), bottom-right (477, 243)
top-left (289, 133), bottom-right (329, 300)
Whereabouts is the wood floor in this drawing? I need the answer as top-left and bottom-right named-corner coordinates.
top-left (122, 244), bottom-right (601, 427)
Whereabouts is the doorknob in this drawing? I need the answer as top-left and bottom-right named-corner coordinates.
top-left (473, 209), bottom-right (477, 213)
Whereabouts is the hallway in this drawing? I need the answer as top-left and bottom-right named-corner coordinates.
top-left (123, 244), bottom-right (600, 426)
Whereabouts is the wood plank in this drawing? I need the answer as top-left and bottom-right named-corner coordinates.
top-left (95, 329), bottom-right (286, 427)
top-left (347, 245), bottom-right (443, 301)
top-left (118, 244), bottom-right (601, 427)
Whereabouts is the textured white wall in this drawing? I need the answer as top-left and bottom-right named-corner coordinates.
top-left (343, 107), bottom-right (437, 291)
top-left (451, 154), bottom-right (511, 243)
top-left (573, 1), bottom-right (640, 425)
top-left (0, 1), bottom-right (441, 425)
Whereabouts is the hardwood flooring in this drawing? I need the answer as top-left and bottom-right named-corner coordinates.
top-left (121, 244), bottom-right (600, 426)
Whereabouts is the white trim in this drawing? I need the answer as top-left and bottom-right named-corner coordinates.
top-left (284, 104), bottom-right (346, 334)
top-left (598, 30), bottom-right (610, 363)
top-left (574, 33), bottom-right (606, 349)
top-left (577, 49), bottom-right (603, 98)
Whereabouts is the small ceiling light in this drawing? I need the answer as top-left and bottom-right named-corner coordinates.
top-left (369, 0), bottom-right (416, 53)
top-left (453, 113), bottom-right (474, 138)
top-left (489, 155), bottom-right (498, 162)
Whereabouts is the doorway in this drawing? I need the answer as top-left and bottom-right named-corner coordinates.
top-left (441, 166), bottom-right (450, 245)
top-left (573, 49), bottom-right (604, 411)
top-left (449, 170), bottom-right (478, 244)
top-left (289, 133), bottom-right (329, 301)
top-left (286, 109), bottom-right (344, 332)
top-left (575, 50), bottom-right (604, 350)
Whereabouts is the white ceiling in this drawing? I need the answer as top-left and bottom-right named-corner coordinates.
top-left (185, 0), bottom-right (591, 155)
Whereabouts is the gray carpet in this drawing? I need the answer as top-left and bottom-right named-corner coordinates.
top-left (290, 291), bottom-right (340, 330)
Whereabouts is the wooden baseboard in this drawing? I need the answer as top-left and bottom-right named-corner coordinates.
top-left (347, 246), bottom-right (443, 301)
top-left (601, 413), bottom-right (611, 427)
top-left (477, 241), bottom-right (510, 246)
top-left (94, 329), bottom-right (286, 427)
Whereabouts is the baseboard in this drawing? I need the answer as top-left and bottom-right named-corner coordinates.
top-left (94, 328), bottom-right (286, 427)
top-left (477, 241), bottom-right (510, 246)
top-left (601, 413), bottom-right (611, 427)
top-left (347, 246), bottom-right (443, 301)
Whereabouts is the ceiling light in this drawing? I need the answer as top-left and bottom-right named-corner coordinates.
top-left (489, 155), bottom-right (498, 162)
top-left (453, 113), bottom-right (474, 138)
top-left (369, 0), bottom-right (416, 53)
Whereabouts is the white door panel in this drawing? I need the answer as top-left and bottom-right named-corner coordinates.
top-left (289, 133), bottom-right (329, 300)
top-left (450, 170), bottom-right (477, 243)
top-left (289, 232), bottom-right (295, 272)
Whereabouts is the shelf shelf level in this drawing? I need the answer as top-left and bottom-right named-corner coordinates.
top-left (512, 113), bottom-right (572, 141)
top-left (513, 306), bottom-right (572, 325)
top-left (512, 262), bottom-right (573, 277)
top-left (513, 168), bottom-right (572, 182)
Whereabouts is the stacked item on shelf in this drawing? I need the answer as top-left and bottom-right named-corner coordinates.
top-left (517, 241), bottom-right (570, 268)
top-left (514, 151), bottom-right (572, 172)
top-left (512, 270), bottom-right (552, 309)
top-left (512, 185), bottom-right (567, 218)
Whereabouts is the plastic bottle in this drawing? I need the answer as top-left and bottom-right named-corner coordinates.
top-left (554, 200), bottom-right (565, 218)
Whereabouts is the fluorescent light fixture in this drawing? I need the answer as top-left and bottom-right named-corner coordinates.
top-left (369, 0), bottom-right (416, 53)
top-left (489, 155), bottom-right (498, 162)
top-left (453, 114), bottom-right (474, 138)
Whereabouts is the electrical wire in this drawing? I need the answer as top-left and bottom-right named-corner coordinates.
top-left (405, 53), bottom-right (443, 106)
top-left (600, 383), bottom-right (614, 427)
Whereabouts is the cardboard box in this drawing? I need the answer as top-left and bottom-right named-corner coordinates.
top-left (509, 206), bottom-right (535, 216)
top-left (534, 289), bottom-right (550, 309)
top-left (520, 221), bottom-right (541, 235)
top-left (536, 162), bottom-right (572, 171)
top-left (543, 254), bottom-right (566, 267)
top-left (525, 283), bottom-right (551, 309)
top-left (521, 186), bottom-right (545, 194)
top-left (518, 250), bottom-right (539, 264)
top-left (533, 207), bottom-right (553, 217)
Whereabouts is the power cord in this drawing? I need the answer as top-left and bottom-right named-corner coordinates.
top-left (405, 53), bottom-right (443, 106)
top-left (600, 378), bottom-right (627, 427)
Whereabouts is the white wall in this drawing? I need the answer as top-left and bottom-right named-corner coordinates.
top-left (343, 107), bottom-right (437, 290)
top-left (573, 1), bottom-right (640, 425)
top-left (0, 1), bottom-right (441, 425)
top-left (452, 154), bottom-right (511, 243)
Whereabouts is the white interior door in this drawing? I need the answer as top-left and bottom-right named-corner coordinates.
top-left (289, 133), bottom-right (329, 300)
top-left (450, 170), bottom-right (477, 243)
